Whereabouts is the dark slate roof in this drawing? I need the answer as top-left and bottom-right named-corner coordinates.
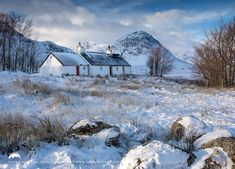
top-left (52, 52), bottom-right (88, 66)
top-left (80, 51), bottom-right (131, 66)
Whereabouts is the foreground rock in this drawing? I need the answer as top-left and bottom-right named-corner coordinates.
top-left (194, 129), bottom-right (235, 168)
top-left (191, 147), bottom-right (233, 169)
top-left (68, 119), bottom-right (121, 147)
top-left (119, 140), bottom-right (189, 169)
top-left (68, 119), bottom-right (113, 136)
top-left (171, 116), bottom-right (207, 141)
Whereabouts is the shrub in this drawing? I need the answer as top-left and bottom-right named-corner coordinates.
top-left (33, 115), bottom-right (68, 145)
top-left (0, 113), bottom-right (35, 155)
top-left (0, 113), bottom-right (68, 155)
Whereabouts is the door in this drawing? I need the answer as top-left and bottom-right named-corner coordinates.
top-left (109, 66), bottom-right (113, 76)
top-left (76, 65), bottom-right (79, 76)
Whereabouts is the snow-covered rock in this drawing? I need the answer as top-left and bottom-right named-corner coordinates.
top-left (171, 116), bottom-right (207, 141)
top-left (68, 119), bottom-right (113, 137)
top-left (191, 147), bottom-right (233, 169)
top-left (118, 124), bottom-right (153, 148)
top-left (118, 140), bottom-right (189, 169)
top-left (194, 129), bottom-right (232, 150)
top-left (194, 129), bottom-right (235, 167)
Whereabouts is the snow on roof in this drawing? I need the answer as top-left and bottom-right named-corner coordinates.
top-left (51, 52), bottom-right (88, 66)
top-left (80, 51), bottom-right (131, 66)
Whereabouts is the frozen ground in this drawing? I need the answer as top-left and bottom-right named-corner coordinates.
top-left (0, 71), bottom-right (234, 168)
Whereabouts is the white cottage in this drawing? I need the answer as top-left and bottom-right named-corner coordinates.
top-left (39, 51), bottom-right (131, 77)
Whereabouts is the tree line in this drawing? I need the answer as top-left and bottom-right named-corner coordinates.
top-left (0, 12), bottom-right (38, 73)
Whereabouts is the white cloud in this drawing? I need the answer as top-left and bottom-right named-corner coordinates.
top-left (0, 0), bottom-right (232, 59)
top-left (67, 7), bottom-right (97, 26)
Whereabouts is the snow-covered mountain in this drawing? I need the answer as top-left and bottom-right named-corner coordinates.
top-left (79, 41), bottom-right (106, 53)
top-left (112, 31), bottom-right (193, 79)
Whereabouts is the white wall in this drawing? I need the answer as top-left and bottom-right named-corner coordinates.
top-left (90, 66), bottom-right (110, 76)
top-left (124, 66), bottom-right (131, 75)
top-left (62, 66), bottom-right (89, 76)
top-left (79, 65), bottom-right (89, 76)
top-left (112, 66), bottom-right (124, 75)
top-left (63, 66), bottom-right (76, 75)
top-left (39, 54), bottom-right (63, 76)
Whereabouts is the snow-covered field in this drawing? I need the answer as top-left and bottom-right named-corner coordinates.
top-left (0, 71), bottom-right (234, 169)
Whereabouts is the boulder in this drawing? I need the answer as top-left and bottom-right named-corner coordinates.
top-left (171, 116), bottom-right (207, 141)
top-left (194, 129), bottom-right (235, 168)
top-left (119, 140), bottom-right (189, 169)
top-left (68, 119), bottom-right (112, 137)
top-left (68, 119), bottom-right (121, 147)
top-left (191, 147), bottom-right (233, 169)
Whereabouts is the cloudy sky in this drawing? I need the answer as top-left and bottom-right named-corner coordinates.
top-left (0, 0), bottom-right (234, 58)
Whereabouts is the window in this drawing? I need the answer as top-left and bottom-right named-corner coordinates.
top-left (83, 66), bottom-right (86, 70)
top-left (100, 66), bottom-right (103, 71)
top-left (116, 67), bottom-right (119, 71)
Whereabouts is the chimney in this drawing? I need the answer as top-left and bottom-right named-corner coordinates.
top-left (107, 45), bottom-right (112, 55)
top-left (76, 42), bottom-right (83, 53)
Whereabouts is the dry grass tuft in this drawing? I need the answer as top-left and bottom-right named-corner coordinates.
top-left (0, 113), bottom-right (35, 155)
top-left (32, 115), bottom-right (68, 145)
top-left (13, 78), bottom-right (51, 95)
top-left (120, 83), bottom-right (141, 90)
top-left (90, 89), bottom-right (105, 97)
top-left (0, 113), bottom-right (68, 155)
top-left (52, 92), bottom-right (70, 106)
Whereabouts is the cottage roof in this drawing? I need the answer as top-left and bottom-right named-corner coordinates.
top-left (80, 51), bottom-right (131, 66)
top-left (40, 51), bottom-right (131, 67)
top-left (40, 52), bottom-right (89, 67)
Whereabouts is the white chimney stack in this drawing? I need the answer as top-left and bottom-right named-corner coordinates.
top-left (107, 45), bottom-right (112, 55)
top-left (76, 42), bottom-right (83, 53)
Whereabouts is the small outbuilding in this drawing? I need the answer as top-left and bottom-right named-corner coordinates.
top-left (39, 50), bottom-right (131, 77)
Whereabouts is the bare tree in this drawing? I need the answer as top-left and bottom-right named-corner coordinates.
top-left (193, 18), bottom-right (235, 87)
top-left (147, 47), bottom-right (173, 77)
top-left (0, 12), bottom-right (37, 73)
